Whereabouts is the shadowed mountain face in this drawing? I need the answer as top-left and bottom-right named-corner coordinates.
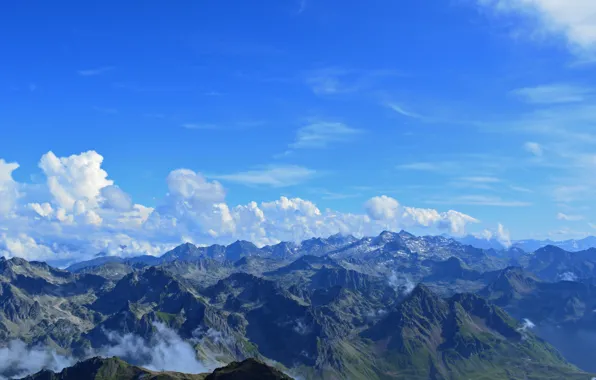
top-left (1, 232), bottom-right (596, 379)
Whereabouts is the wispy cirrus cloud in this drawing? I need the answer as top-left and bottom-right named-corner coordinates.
top-left (289, 121), bottom-right (363, 150)
top-left (459, 176), bottom-right (501, 183)
top-left (306, 67), bottom-right (403, 95)
top-left (428, 195), bottom-right (532, 207)
top-left (387, 103), bottom-right (425, 119)
top-left (210, 165), bottom-right (316, 187)
top-left (396, 162), bottom-right (444, 171)
top-left (557, 212), bottom-right (584, 221)
top-left (511, 84), bottom-right (593, 104)
top-left (395, 160), bottom-right (478, 174)
top-left (77, 66), bottom-right (114, 76)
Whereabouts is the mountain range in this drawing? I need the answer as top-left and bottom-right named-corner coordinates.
top-left (1, 230), bottom-right (596, 379)
top-left (458, 234), bottom-right (596, 252)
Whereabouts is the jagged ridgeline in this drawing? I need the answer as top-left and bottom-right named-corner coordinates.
top-left (1, 231), bottom-right (595, 379)
top-left (20, 357), bottom-right (291, 380)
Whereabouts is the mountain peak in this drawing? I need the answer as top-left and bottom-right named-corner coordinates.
top-left (372, 230), bottom-right (400, 245)
top-left (408, 283), bottom-right (436, 299)
top-left (536, 244), bottom-right (568, 253)
top-left (205, 358), bottom-right (292, 379)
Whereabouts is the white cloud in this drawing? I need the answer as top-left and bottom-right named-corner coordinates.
top-left (556, 212), bottom-right (584, 221)
top-left (476, 223), bottom-right (512, 247)
top-left (396, 162), bottom-right (442, 171)
top-left (98, 322), bottom-right (210, 374)
top-left (0, 159), bottom-right (20, 215)
top-left (0, 151), bottom-right (481, 261)
top-left (387, 104), bottom-right (423, 119)
top-left (512, 84), bottom-right (592, 104)
top-left (39, 151), bottom-right (113, 212)
top-left (478, 0), bottom-right (596, 55)
top-left (0, 340), bottom-right (73, 379)
top-left (497, 223), bottom-right (512, 247)
top-left (29, 202), bottom-right (53, 218)
top-left (396, 161), bottom-right (463, 173)
top-left (0, 233), bottom-right (57, 261)
top-left (524, 142), bottom-right (543, 157)
top-left (388, 271), bottom-right (415, 295)
top-left (211, 165), bottom-right (316, 187)
top-left (167, 169), bottom-right (226, 203)
top-left (365, 196), bottom-right (400, 221)
top-left (518, 318), bottom-right (536, 332)
top-left (290, 122), bottom-right (362, 149)
top-left (365, 196), bottom-right (478, 235)
top-left (101, 186), bottom-right (133, 211)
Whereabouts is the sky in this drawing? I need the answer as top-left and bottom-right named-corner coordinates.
top-left (1, 0), bottom-right (596, 261)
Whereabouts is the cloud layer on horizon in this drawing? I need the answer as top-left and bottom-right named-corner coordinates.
top-left (0, 150), bottom-right (481, 263)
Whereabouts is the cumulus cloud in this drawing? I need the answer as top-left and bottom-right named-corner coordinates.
top-left (366, 196), bottom-right (400, 221)
top-left (29, 202), bottom-right (54, 218)
top-left (101, 185), bottom-right (133, 211)
top-left (166, 169), bottom-right (226, 204)
top-left (39, 151), bottom-right (113, 212)
top-left (0, 233), bottom-right (57, 261)
top-left (0, 151), bottom-right (480, 262)
top-left (0, 340), bottom-right (74, 379)
top-left (365, 196), bottom-right (478, 236)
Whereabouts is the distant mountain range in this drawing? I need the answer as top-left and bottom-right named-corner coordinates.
top-left (62, 231), bottom-right (596, 276)
top-left (457, 234), bottom-right (596, 252)
top-left (2, 230), bottom-right (596, 379)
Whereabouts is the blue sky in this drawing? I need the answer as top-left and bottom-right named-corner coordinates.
top-left (1, 0), bottom-right (596, 260)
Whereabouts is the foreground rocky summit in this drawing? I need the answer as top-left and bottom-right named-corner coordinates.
top-left (20, 357), bottom-right (291, 380)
